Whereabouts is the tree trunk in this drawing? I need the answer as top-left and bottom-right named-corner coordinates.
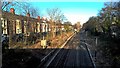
top-left (50, 21), bottom-right (55, 38)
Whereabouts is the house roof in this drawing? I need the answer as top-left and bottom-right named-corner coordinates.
top-left (2, 11), bottom-right (41, 22)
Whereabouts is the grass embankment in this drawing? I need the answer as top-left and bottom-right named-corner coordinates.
top-left (9, 31), bottom-right (74, 49)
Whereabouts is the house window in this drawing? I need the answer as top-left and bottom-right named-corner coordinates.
top-left (16, 20), bottom-right (22, 34)
top-left (1, 19), bottom-right (8, 34)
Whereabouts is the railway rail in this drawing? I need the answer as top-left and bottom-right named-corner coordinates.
top-left (38, 33), bottom-right (95, 68)
top-left (37, 34), bottom-right (75, 68)
top-left (2, 33), bottom-right (95, 68)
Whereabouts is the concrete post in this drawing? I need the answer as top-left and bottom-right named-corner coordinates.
top-left (95, 37), bottom-right (98, 62)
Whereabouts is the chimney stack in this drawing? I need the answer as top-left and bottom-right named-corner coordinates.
top-left (37, 16), bottom-right (40, 21)
top-left (10, 8), bottom-right (15, 14)
top-left (27, 13), bottom-right (30, 17)
top-left (42, 17), bottom-right (44, 21)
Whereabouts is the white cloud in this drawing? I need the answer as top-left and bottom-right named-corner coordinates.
top-left (64, 13), bottom-right (96, 25)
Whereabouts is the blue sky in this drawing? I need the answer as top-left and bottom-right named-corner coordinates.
top-left (30, 2), bottom-right (104, 25)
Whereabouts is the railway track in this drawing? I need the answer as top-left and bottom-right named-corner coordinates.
top-left (46, 48), bottom-right (70, 67)
top-left (37, 33), bottom-right (95, 68)
top-left (37, 34), bottom-right (75, 68)
top-left (40, 34), bottom-right (80, 68)
top-left (38, 33), bottom-right (95, 68)
top-left (3, 33), bottom-right (95, 68)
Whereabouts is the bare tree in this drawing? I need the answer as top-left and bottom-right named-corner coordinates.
top-left (20, 2), bottom-right (31, 15)
top-left (47, 8), bottom-right (65, 38)
top-left (76, 22), bottom-right (81, 31)
top-left (64, 21), bottom-right (72, 32)
top-left (29, 7), bottom-right (40, 18)
top-left (1, 1), bottom-right (40, 18)
top-left (73, 22), bottom-right (81, 32)
top-left (16, 2), bottom-right (40, 18)
top-left (1, 0), bottom-right (21, 11)
top-left (2, 1), bottom-right (10, 10)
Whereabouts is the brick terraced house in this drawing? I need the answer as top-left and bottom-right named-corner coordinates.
top-left (1, 8), bottom-right (51, 36)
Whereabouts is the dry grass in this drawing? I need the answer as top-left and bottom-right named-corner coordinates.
top-left (9, 32), bottom-right (74, 49)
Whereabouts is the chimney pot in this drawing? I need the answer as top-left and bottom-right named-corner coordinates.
top-left (10, 8), bottom-right (15, 14)
top-left (37, 16), bottom-right (40, 21)
top-left (27, 13), bottom-right (30, 17)
top-left (42, 17), bottom-right (44, 20)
